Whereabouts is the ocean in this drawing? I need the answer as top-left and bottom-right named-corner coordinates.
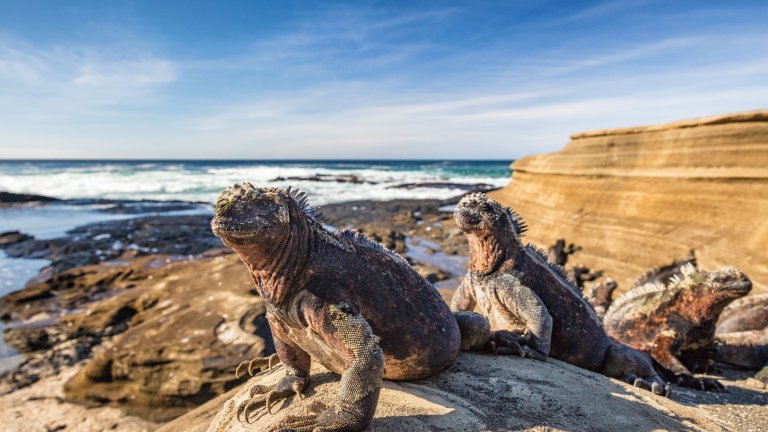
top-left (0, 160), bottom-right (512, 205)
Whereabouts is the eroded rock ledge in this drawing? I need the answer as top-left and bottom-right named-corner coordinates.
top-left (490, 110), bottom-right (768, 294)
top-left (160, 354), bottom-right (731, 432)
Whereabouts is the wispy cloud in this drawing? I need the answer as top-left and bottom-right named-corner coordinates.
top-left (0, 34), bottom-right (176, 111)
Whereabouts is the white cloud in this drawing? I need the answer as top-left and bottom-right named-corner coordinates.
top-left (73, 59), bottom-right (175, 87)
top-left (0, 35), bottom-right (176, 111)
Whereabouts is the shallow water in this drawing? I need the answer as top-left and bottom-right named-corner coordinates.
top-left (406, 237), bottom-right (468, 277)
top-left (0, 250), bottom-right (49, 374)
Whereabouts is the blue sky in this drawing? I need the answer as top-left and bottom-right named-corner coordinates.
top-left (0, 1), bottom-right (766, 159)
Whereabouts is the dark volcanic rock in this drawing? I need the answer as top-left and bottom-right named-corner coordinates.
top-left (92, 200), bottom-right (207, 215)
top-left (0, 191), bottom-right (60, 205)
top-left (271, 173), bottom-right (376, 184)
top-left (386, 182), bottom-right (495, 192)
top-left (0, 231), bottom-right (33, 247)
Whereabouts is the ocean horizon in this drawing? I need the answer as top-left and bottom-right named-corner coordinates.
top-left (0, 159), bottom-right (513, 205)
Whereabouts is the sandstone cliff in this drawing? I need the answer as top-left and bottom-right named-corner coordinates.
top-left (489, 110), bottom-right (768, 294)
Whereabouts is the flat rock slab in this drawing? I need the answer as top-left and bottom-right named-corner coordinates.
top-left (165, 353), bottom-right (731, 432)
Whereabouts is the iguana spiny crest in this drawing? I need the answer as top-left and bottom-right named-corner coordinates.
top-left (605, 264), bottom-right (751, 330)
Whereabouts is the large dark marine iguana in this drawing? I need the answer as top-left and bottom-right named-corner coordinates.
top-left (604, 264), bottom-right (752, 391)
top-left (210, 184), bottom-right (522, 432)
top-left (451, 193), bottom-right (670, 396)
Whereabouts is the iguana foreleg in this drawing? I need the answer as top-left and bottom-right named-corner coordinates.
top-left (268, 302), bottom-right (384, 432)
top-left (450, 277), bottom-right (476, 312)
top-left (493, 278), bottom-right (552, 359)
top-left (237, 322), bottom-right (311, 422)
top-left (651, 330), bottom-right (724, 392)
top-left (602, 343), bottom-right (670, 396)
top-left (453, 311), bottom-right (543, 360)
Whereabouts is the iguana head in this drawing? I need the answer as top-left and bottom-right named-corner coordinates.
top-left (677, 265), bottom-right (752, 313)
top-left (211, 183), bottom-right (292, 248)
top-left (455, 193), bottom-right (526, 240)
top-left (211, 184), bottom-right (322, 303)
top-left (455, 193), bottom-right (527, 274)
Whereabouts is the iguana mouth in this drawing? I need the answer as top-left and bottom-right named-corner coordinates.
top-left (210, 183), bottom-right (279, 239)
top-left (713, 278), bottom-right (752, 297)
top-left (210, 216), bottom-right (267, 239)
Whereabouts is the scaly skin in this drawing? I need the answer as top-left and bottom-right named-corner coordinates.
top-left (451, 193), bottom-right (669, 396)
top-left (717, 293), bottom-right (768, 334)
top-left (604, 265), bottom-right (752, 391)
top-left (211, 184), bottom-right (515, 432)
top-left (705, 330), bottom-right (768, 369)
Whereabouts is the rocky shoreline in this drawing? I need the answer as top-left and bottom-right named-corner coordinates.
top-left (0, 194), bottom-right (474, 423)
top-left (1, 190), bottom-right (766, 431)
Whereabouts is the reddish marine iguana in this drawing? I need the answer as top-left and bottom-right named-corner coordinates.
top-left (211, 184), bottom-right (520, 431)
top-left (451, 193), bottom-right (669, 395)
top-left (604, 264), bottom-right (752, 391)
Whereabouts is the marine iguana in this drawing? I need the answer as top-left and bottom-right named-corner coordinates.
top-left (604, 264), bottom-right (752, 391)
top-left (696, 330), bottom-right (768, 369)
top-left (583, 278), bottom-right (618, 320)
top-left (211, 184), bottom-right (520, 431)
top-left (570, 265), bottom-right (604, 289)
top-left (451, 193), bottom-right (669, 395)
top-left (548, 239), bottom-right (581, 266)
top-left (717, 293), bottom-right (768, 334)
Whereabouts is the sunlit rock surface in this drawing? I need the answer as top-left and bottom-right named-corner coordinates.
top-left (161, 354), bottom-right (732, 432)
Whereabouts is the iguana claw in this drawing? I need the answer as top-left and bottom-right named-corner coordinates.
top-left (676, 375), bottom-right (725, 392)
top-left (235, 353), bottom-right (281, 379)
top-left (236, 375), bottom-right (308, 423)
top-left (627, 374), bottom-right (671, 397)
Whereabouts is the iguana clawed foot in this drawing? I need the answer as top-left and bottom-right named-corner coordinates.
top-left (237, 375), bottom-right (308, 423)
top-left (624, 373), bottom-right (671, 397)
top-left (235, 353), bottom-right (281, 379)
top-left (265, 391), bottom-right (378, 432)
top-left (676, 375), bottom-right (726, 392)
top-left (491, 330), bottom-right (547, 361)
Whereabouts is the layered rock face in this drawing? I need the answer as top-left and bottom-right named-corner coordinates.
top-left (489, 110), bottom-right (768, 294)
